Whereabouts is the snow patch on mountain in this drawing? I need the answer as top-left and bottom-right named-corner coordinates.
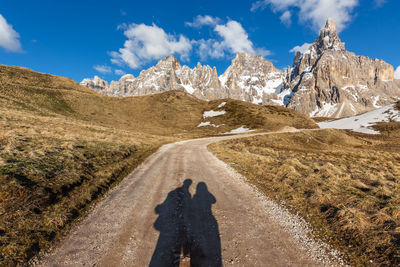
top-left (224, 126), bottom-right (255, 134)
top-left (203, 110), bottom-right (226, 118)
top-left (217, 102), bottom-right (226, 108)
top-left (318, 104), bottom-right (400, 134)
top-left (197, 121), bottom-right (223, 127)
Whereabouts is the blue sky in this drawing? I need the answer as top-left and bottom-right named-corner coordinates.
top-left (1, 0), bottom-right (399, 82)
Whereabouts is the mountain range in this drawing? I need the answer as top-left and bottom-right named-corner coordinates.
top-left (81, 19), bottom-right (400, 118)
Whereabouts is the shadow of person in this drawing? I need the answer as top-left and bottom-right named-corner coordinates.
top-left (150, 179), bottom-right (192, 267)
top-left (189, 182), bottom-right (222, 267)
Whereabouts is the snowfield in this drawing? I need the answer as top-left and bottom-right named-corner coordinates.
top-left (318, 104), bottom-right (400, 134)
top-left (203, 110), bottom-right (226, 118)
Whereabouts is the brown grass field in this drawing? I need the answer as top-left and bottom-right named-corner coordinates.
top-left (209, 106), bottom-right (400, 266)
top-left (0, 64), bottom-right (317, 265)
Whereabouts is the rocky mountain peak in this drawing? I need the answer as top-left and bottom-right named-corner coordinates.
top-left (314, 18), bottom-right (345, 52)
top-left (228, 52), bottom-right (277, 74)
top-left (324, 18), bottom-right (337, 32)
top-left (221, 52), bottom-right (283, 104)
top-left (119, 74), bottom-right (135, 81)
top-left (80, 75), bottom-right (108, 92)
top-left (155, 55), bottom-right (181, 70)
top-left (285, 18), bottom-right (399, 118)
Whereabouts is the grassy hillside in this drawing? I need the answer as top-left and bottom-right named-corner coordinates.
top-left (209, 107), bottom-right (400, 266)
top-left (0, 64), bottom-right (317, 265)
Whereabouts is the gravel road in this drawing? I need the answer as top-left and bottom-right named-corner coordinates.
top-left (38, 131), bottom-right (343, 266)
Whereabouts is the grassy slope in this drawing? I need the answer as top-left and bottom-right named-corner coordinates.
top-left (0, 64), bottom-right (317, 265)
top-left (209, 106), bottom-right (400, 266)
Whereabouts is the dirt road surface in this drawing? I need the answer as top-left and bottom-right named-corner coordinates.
top-left (38, 131), bottom-right (342, 266)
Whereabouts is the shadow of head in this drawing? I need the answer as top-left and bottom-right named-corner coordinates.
top-left (183, 179), bottom-right (192, 189)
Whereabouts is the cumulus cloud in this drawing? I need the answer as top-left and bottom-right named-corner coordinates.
top-left (395, 66), bottom-right (400, 80)
top-left (289, 42), bottom-right (312, 54)
top-left (214, 21), bottom-right (257, 54)
top-left (110, 23), bottom-right (192, 69)
top-left (185, 15), bottom-right (220, 28)
top-left (0, 14), bottom-right (22, 52)
top-left (194, 20), bottom-right (270, 60)
top-left (93, 65), bottom-right (112, 74)
top-left (251, 0), bottom-right (359, 32)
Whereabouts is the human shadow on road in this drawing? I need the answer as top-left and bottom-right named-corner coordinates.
top-left (150, 180), bottom-right (222, 267)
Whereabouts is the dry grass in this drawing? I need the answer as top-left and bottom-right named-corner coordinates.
top-left (0, 64), bottom-right (317, 265)
top-left (205, 99), bottom-right (317, 132)
top-left (0, 106), bottom-right (166, 265)
top-left (312, 117), bottom-right (341, 123)
top-left (210, 124), bottom-right (400, 266)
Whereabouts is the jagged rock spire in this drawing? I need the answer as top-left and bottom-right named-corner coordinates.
top-left (316, 18), bottom-right (345, 52)
top-left (324, 18), bottom-right (337, 32)
top-left (285, 19), bottom-right (398, 118)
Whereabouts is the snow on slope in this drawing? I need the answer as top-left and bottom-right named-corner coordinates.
top-left (318, 104), bottom-right (400, 134)
top-left (224, 126), bottom-right (255, 134)
top-left (203, 110), bottom-right (226, 118)
top-left (218, 102), bottom-right (226, 108)
top-left (197, 121), bottom-right (223, 128)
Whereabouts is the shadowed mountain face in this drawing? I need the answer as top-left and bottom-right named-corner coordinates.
top-left (150, 180), bottom-right (222, 267)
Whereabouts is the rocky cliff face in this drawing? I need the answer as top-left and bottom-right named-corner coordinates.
top-left (81, 19), bottom-right (399, 118)
top-left (177, 62), bottom-right (228, 100)
top-left (82, 56), bottom-right (228, 100)
top-left (80, 53), bottom-right (282, 103)
top-left (284, 19), bottom-right (400, 117)
top-left (220, 52), bottom-right (284, 104)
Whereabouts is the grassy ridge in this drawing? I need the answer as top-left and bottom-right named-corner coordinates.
top-left (0, 64), bottom-right (317, 265)
top-left (209, 118), bottom-right (400, 266)
top-left (206, 99), bottom-right (318, 132)
top-left (0, 104), bottom-right (167, 265)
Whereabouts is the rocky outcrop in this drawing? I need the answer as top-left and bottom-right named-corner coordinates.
top-left (284, 19), bottom-right (400, 117)
top-left (80, 76), bottom-right (108, 93)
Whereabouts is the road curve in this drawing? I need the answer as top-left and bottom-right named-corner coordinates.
top-left (38, 130), bottom-right (339, 266)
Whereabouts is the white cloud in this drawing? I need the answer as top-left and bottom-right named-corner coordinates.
top-left (214, 21), bottom-right (256, 54)
top-left (195, 20), bottom-right (270, 60)
top-left (114, 69), bottom-right (125, 75)
top-left (251, 0), bottom-right (359, 32)
top-left (289, 42), bottom-right (312, 54)
top-left (280, 10), bottom-right (292, 26)
top-left (0, 14), bottom-right (22, 52)
top-left (93, 65), bottom-right (112, 74)
top-left (395, 66), bottom-right (400, 80)
top-left (185, 15), bottom-right (220, 28)
top-left (110, 23), bottom-right (192, 69)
